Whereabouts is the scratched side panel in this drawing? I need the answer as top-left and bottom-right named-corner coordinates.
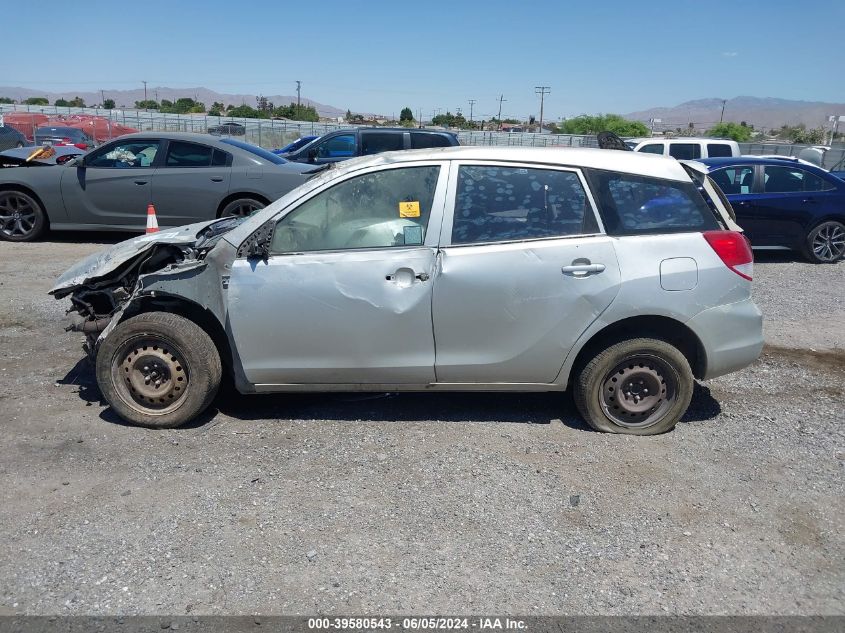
top-left (432, 236), bottom-right (621, 383)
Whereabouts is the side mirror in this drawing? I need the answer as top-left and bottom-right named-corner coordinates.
top-left (307, 148), bottom-right (318, 163)
top-left (73, 155), bottom-right (86, 168)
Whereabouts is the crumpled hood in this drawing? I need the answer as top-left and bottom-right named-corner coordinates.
top-left (50, 218), bottom-right (236, 295)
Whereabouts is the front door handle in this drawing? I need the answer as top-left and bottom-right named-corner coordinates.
top-left (562, 263), bottom-right (605, 277)
top-left (134, 180), bottom-right (147, 185)
top-left (211, 177), bottom-right (224, 182)
top-left (415, 272), bottom-right (430, 282)
top-left (802, 197), bottom-right (817, 204)
top-left (385, 268), bottom-right (430, 285)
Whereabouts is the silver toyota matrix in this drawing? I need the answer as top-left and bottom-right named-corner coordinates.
top-left (51, 147), bottom-right (763, 435)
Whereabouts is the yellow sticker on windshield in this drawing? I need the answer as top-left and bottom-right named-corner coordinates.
top-left (399, 201), bottom-right (420, 218)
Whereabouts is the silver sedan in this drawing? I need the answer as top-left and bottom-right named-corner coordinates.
top-left (0, 132), bottom-right (319, 241)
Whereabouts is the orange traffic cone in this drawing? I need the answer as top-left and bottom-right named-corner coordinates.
top-left (146, 203), bottom-right (159, 234)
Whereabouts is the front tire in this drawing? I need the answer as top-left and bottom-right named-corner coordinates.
top-left (219, 197), bottom-right (265, 218)
top-left (574, 338), bottom-right (694, 435)
top-left (804, 220), bottom-right (845, 263)
top-left (96, 312), bottom-right (222, 428)
top-left (0, 190), bottom-right (47, 242)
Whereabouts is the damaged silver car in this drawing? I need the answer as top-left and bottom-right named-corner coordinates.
top-left (52, 146), bottom-right (763, 435)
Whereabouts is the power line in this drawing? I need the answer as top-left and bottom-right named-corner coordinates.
top-left (468, 99), bottom-right (476, 126)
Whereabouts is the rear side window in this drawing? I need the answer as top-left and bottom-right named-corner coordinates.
top-left (586, 169), bottom-right (718, 235)
top-left (361, 132), bottom-right (404, 155)
top-left (707, 143), bottom-right (733, 157)
top-left (411, 133), bottom-right (453, 149)
top-left (763, 166), bottom-right (832, 193)
top-left (668, 143), bottom-right (702, 160)
top-left (451, 165), bottom-right (597, 245)
top-left (165, 141), bottom-right (213, 167)
top-left (638, 143), bottom-right (664, 155)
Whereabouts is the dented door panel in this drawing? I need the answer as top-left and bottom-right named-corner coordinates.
top-left (228, 247), bottom-right (437, 384)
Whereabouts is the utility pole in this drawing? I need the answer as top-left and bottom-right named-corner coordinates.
top-left (418, 108), bottom-right (422, 128)
top-left (496, 94), bottom-right (506, 131)
top-left (296, 80), bottom-right (301, 112)
top-left (535, 86), bottom-right (550, 133)
top-left (719, 99), bottom-right (727, 123)
top-left (142, 80), bottom-right (147, 104)
top-left (468, 99), bottom-right (476, 127)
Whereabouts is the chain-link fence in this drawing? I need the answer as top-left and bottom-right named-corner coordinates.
top-left (2, 103), bottom-right (843, 168)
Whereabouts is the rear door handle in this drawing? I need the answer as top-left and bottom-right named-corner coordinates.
top-left (802, 197), bottom-right (817, 204)
top-left (134, 180), bottom-right (147, 185)
top-left (211, 177), bottom-right (224, 182)
top-left (562, 263), bottom-right (605, 277)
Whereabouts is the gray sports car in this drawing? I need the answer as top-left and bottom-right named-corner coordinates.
top-left (0, 132), bottom-right (319, 241)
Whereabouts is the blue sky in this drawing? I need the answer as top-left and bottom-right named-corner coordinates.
top-left (4, 0), bottom-right (842, 119)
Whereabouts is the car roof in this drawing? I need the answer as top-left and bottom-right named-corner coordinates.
top-left (112, 131), bottom-right (242, 145)
top-left (698, 156), bottom-right (826, 169)
top-left (324, 146), bottom-right (694, 181)
top-left (628, 137), bottom-right (738, 144)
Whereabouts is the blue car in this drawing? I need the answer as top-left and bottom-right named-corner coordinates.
top-left (701, 156), bottom-right (845, 263)
top-left (273, 135), bottom-right (318, 155)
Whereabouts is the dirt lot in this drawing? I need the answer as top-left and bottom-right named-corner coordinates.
top-left (0, 236), bottom-right (842, 616)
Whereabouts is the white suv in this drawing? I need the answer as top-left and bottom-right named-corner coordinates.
top-left (627, 138), bottom-right (740, 160)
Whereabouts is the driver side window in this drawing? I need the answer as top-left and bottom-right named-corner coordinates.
top-left (271, 165), bottom-right (441, 253)
top-left (316, 134), bottom-right (357, 159)
top-left (87, 140), bottom-right (161, 168)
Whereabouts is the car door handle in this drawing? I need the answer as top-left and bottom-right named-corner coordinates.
top-left (385, 269), bottom-right (429, 284)
top-left (134, 180), bottom-right (147, 185)
top-left (211, 177), bottom-right (224, 182)
top-left (802, 197), bottom-right (817, 204)
top-left (415, 272), bottom-right (430, 281)
top-left (562, 263), bottom-right (605, 277)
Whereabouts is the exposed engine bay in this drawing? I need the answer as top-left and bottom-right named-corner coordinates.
top-left (50, 217), bottom-right (243, 356)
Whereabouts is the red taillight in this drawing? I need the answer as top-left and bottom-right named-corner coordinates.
top-left (703, 230), bottom-right (753, 280)
top-left (62, 137), bottom-right (72, 142)
top-left (74, 143), bottom-right (88, 149)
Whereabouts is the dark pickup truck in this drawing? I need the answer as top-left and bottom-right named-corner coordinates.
top-left (283, 127), bottom-right (459, 164)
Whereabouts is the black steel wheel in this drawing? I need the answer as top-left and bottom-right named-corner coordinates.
top-left (96, 312), bottom-right (221, 428)
top-left (574, 338), bottom-right (694, 435)
top-left (0, 190), bottom-right (46, 241)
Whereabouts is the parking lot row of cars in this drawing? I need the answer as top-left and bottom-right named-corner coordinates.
top-left (0, 122), bottom-right (837, 434)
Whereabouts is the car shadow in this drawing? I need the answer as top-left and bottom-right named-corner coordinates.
top-left (59, 357), bottom-right (722, 433)
top-left (751, 250), bottom-right (804, 264)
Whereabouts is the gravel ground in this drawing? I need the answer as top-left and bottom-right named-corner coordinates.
top-left (0, 238), bottom-right (842, 616)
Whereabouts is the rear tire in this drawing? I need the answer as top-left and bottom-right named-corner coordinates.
top-left (96, 312), bottom-right (221, 428)
top-left (574, 338), bottom-right (694, 435)
top-left (803, 220), bottom-right (845, 263)
top-left (220, 197), bottom-right (265, 218)
top-left (0, 190), bottom-right (47, 242)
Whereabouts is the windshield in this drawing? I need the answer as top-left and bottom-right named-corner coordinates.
top-left (220, 138), bottom-right (287, 165)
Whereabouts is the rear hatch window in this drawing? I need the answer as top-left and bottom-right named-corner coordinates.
top-left (586, 169), bottom-right (719, 235)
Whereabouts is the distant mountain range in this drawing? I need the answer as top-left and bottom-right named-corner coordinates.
top-left (0, 86), bottom-right (347, 118)
top-left (624, 96), bottom-right (845, 131)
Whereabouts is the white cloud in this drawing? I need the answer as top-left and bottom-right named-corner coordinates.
top-left (722, 51), bottom-right (739, 57)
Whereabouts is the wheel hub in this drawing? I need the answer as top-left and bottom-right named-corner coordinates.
top-left (601, 358), bottom-right (671, 428)
top-left (120, 341), bottom-right (187, 409)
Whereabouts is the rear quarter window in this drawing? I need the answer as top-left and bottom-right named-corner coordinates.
top-left (410, 133), bottom-right (453, 149)
top-left (586, 169), bottom-right (719, 235)
top-left (706, 143), bottom-right (733, 157)
top-left (668, 143), bottom-right (702, 160)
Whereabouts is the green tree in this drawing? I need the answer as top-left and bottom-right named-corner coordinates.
top-left (399, 107), bottom-right (414, 122)
top-left (559, 114), bottom-right (649, 137)
top-left (68, 96), bottom-right (85, 107)
top-left (706, 122), bottom-right (752, 142)
top-left (0, 97), bottom-right (14, 104)
top-left (103, 99), bottom-right (116, 109)
top-left (775, 124), bottom-right (826, 144)
top-left (23, 97), bottom-right (49, 106)
top-left (227, 104), bottom-right (261, 118)
top-left (135, 99), bottom-right (160, 110)
top-left (55, 98), bottom-right (70, 107)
